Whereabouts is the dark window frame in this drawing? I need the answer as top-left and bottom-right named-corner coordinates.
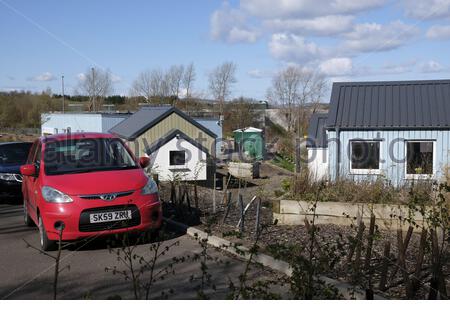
top-left (350, 140), bottom-right (381, 174)
top-left (405, 140), bottom-right (435, 178)
top-left (169, 150), bottom-right (186, 166)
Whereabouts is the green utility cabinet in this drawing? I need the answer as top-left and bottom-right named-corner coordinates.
top-left (233, 127), bottom-right (265, 160)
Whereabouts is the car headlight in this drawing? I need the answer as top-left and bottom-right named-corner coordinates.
top-left (0, 173), bottom-right (20, 182)
top-left (141, 178), bottom-right (158, 195)
top-left (42, 186), bottom-right (73, 203)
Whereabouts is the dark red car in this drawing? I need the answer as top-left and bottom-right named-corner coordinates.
top-left (21, 133), bottom-right (161, 251)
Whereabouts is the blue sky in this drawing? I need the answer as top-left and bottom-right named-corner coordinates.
top-left (1, 0), bottom-right (450, 101)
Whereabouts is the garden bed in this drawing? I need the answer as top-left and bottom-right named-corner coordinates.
top-left (196, 209), bottom-right (446, 299)
top-left (158, 165), bottom-right (448, 300)
top-left (160, 180), bottom-right (448, 300)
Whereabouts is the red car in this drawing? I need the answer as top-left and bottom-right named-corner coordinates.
top-left (20, 133), bottom-right (162, 251)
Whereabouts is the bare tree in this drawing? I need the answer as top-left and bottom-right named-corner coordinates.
top-left (208, 62), bottom-right (237, 113)
top-left (131, 70), bottom-right (153, 102)
top-left (131, 68), bottom-right (168, 103)
top-left (267, 66), bottom-right (326, 173)
top-left (166, 65), bottom-right (185, 97)
top-left (155, 69), bottom-right (169, 100)
top-left (183, 62), bottom-right (196, 99)
top-left (226, 97), bottom-right (257, 131)
top-left (78, 67), bottom-right (113, 111)
top-left (267, 66), bottom-right (326, 132)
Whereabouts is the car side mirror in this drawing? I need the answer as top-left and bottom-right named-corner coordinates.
top-left (20, 164), bottom-right (37, 177)
top-left (139, 156), bottom-right (150, 169)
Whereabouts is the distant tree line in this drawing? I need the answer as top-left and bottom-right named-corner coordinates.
top-left (0, 91), bottom-right (57, 128)
top-left (52, 94), bottom-right (126, 105)
top-left (1, 61), bottom-right (328, 147)
top-left (0, 91), bottom-right (135, 129)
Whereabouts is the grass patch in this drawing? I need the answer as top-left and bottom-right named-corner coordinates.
top-left (271, 153), bottom-right (295, 172)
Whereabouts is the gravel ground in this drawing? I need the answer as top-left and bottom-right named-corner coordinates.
top-left (201, 208), bottom-right (447, 299)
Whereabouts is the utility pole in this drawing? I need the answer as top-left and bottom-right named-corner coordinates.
top-left (61, 75), bottom-right (65, 113)
top-left (91, 67), bottom-right (95, 112)
top-left (295, 107), bottom-right (302, 174)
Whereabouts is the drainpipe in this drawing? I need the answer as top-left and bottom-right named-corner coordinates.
top-left (335, 127), bottom-right (340, 180)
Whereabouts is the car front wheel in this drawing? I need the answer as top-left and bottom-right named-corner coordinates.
top-left (38, 216), bottom-right (57, 251)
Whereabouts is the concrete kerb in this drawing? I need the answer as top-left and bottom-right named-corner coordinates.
top-left (163, 217), bottom-right (385, 300)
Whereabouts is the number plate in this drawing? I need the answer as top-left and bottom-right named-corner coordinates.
top-left (89, 210), bottom-right (132, 223)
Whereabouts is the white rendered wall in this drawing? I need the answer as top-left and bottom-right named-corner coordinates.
top-left (148, 136), bottom-right (207, 181)
top-left (41, 113), bottom-right (128, 135)
top-left (41, 113), bottom-right (102, 134)
top-left (308, 148), bottom-right (329, 182)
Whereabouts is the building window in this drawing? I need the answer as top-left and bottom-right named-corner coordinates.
top-left (350, 140), bottom-right (381, 174)
top-left (406, 141), bottom-right (434, 177)
top-left (169, 151), bottom-right (186, 166)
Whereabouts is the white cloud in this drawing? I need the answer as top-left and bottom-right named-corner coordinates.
top-left (426, 25), bottom-right (450, 39)
top-left (228, 27), bottom-right (259, 42)
top-left (1, 86), bottom-right (34, 92)
top-left (30, 72), bottom-right (56, 82)
top-left (331, 0), bottom-right (387, 13)
top-left (319, 57), bottom-right (353, 76)
top-left (342, 21), bottom-right (419, 53)
top-left (265, 15), bottom-right (354, 36)
top-left (77, 73), bottom-right (86, 81)
top-left (208, 1), bottom-right (433, 79)
top-left (241, 0), bottom-right (386, 18)
top-left (403, 0), bottom-right (450, 20)
top-left (269, 33), bottom-right (324, 62)
top-left (421, 60), bottom-right (445, 73)
top-left (210, 2), bottom-right (259, 43)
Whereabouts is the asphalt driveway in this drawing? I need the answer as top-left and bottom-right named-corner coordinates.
top-left (0, 201), bottom-right (276, 299)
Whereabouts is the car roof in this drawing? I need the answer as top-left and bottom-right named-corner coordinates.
top-left (41, 132), bottom-right (119, 143)
top-left (0, 141), bottom-right (33, 146)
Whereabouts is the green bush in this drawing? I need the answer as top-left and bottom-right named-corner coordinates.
top-left (271, 153), bottom-right (295, 172)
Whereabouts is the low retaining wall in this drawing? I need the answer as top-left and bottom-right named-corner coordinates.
top-left (228, 161), bottom-right (260, 179)
top-left (273, 200), bottom-right (425, 231)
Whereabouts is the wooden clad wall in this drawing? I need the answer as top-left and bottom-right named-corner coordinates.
top-left (327, 129), bottom-right (450, 186)
top-left (134, 112), bottom-right (216, 157)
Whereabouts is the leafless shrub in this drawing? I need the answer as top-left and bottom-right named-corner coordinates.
top-left (105, 230), bottom-right (183, 299)
top-left (23, 227), bottom-right (70, 299)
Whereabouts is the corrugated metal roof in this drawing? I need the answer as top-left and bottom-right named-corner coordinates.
top-left (109, 105), bottom-right (217, 140)
top-left (307, 113), bottom-right (328, 148)
top-left (109, 106), bottom-right (170, 138)
top-left (326, 80), bottom-right (450, 129)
